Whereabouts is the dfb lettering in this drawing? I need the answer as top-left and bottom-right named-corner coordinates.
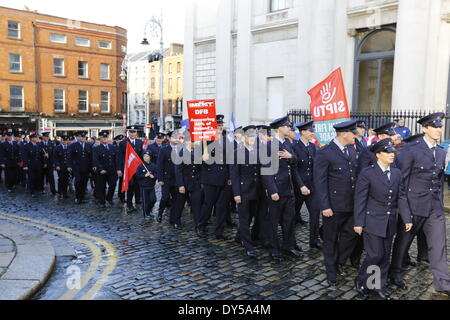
top-left (195, 109), bottom-right (209, 115)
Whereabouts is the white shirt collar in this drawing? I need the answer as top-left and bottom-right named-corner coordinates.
top-left (275, 134), bottom-right (285, 144)
top-left (423, 137), bottom-right (437, 149)
top-left (300, 138), bottom-right (309, 147)
top-left (333, 138), bottom-right (346, 152)
top-left (377, 161), bottom-right (390, 173)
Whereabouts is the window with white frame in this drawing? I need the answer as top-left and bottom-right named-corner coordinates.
top-left (75, 38), bottom-right (90, 47)
top-left (177, 78), bottom-right (181, 93)
top-left (78, 61), bottom-right (88, 78)
top-left (100, 64), bottom-right (110, 80)
top-left (54, 88), bottom-right (65, 112)
top-left (10, 86), bottom-right (24, 110)
top-left (270, 0), bottom-right (287, 12)
top-left (50, 33), bottom-right (67, 43)
top-left (168, 78), bottom-right (173, 93)
top-left (169, 63), bottom-right (173, 74)
top-left (78, 90), bottom-right (88, 112)
top-left (100, 91), bottom-right (110, 113)
top-left (98, 40), bottom-right (112, 49)
top-left (8, 21), bottom-right (20, 39)
top-left (9, 54), bottom-right (22, 73)
top-left (53, 58), bottom-right (64, 76)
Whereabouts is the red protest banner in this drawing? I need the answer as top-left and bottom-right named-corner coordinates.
top-left (187, 99), bottom-right (218, 141)
top-left (308, 67), bottom-right (350, 122)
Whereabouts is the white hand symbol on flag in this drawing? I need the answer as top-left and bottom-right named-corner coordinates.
top-left (320, 82), bottom-right (336, 104)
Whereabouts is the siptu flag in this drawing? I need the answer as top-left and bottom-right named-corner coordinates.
top-left (121, 142), bottom-right (143, 193)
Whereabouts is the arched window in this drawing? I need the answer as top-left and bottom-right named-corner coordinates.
top-left (353, 27), bottom-right (396, 113)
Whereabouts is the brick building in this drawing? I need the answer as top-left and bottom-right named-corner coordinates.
top-left (0, 6), bottom-right (128, 137)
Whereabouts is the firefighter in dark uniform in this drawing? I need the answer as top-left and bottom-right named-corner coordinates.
top-left (313, 120), bottom-right (359, 288)
top-left (197, 114), bottom-right (232, 240)
top-left (157, 131), bottom-right (180, 225)
top-left (92, 131), bottom-right (118, 208)
top-left (135, 150), bottom-right (158, 220)
top-left (230, 125), bottom-right (261, 258)
top-left (68, 131), bottom-right (93, 204)
top-left (397, 133), bottom-right (429, 269)
top-left (113, 135), bottom-right (125, 201)
top-left (22, 133), bottom-right (47, 197)
top-left (353, 138), bottom-right (412, 300)
top-left (293, 121), bottom-right (322, 249)
top-left (16, 130), bottom-right (27, 187)
top-left (118, 126), bottom-right (144, 213)
top-left (354, 120), bottom-right (368, 157)
top-left (40, 132), bottom-right (57, 195)
top-left (0, 132), bottom-right (4, 184)
top-left (53, 136), bottom-right (71, 199)
top-left (252, 125), bottom-right (272, 247)
top-left (147, 132), bottom-right (165, 164)
top-left (389, 112), bottom-right (450, 294)
top-left (0, 129), bottom-right (21, 193)
top-left (173, 131), bottom-right (203, 230)
top-left (261, 116), bottom-right (303, 262)
top-left (358, 123), bottom-right (397, 169)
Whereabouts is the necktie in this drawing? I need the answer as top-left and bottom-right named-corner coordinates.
top-left (343, 147), bottom-right (349, 159)
top-left (384, 170), bottom-right (390, 182)
top-left (431, 147), bottom-right (436, 162)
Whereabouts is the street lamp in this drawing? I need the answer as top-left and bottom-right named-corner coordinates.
top-left (141, 12), bottom-right (165, 132)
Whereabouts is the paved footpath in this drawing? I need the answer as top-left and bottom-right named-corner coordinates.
top-left (0, 184), bottom-right (449, 300)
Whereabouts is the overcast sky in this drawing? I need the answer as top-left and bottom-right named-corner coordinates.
top-left (1, 0), bottom-right (185, 54)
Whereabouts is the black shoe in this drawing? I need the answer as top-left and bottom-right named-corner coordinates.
top-left (226, 222), bottom-right (237, 228)
top-left (310, 241), bottom-right (322, 250)
top-left (283, 249), bottom-right (303, 258)
top-left (136, 201), bottom-right (142, 205)
top-left (173, 224), bottom-right (181, 230)
top-left (7, 189), bottom-right (13, 193)
top-left (337, 264), bottom-right (349, 277)
top-left (294, 245), bottom-right (303, 252)
top-left (31, 193), bottom-right (37, 198)
top-left (327, 280), bottom-right (337, 290)
top-left (127, 207), bottom-right (136, 213)
top-left (297, 218), bottom-right (308, 225)
top-left (100, 204), bottom-right (107, 209)
top-left (74, 199), bottom-right (82, 204)
top-left (234, 238), bottom-right (243, 246)
top-left (375, 289), bottom-right (391, 300)
top-left (389, 277), bottom-right (407, 290)
top-left (354, 280), bottom-right (369, 299)
top-left (197, 230), bottom-right (207, 238)
top-left (157, 213), bottom-right (163, 223)
top-left (119, 197), bottom-right (126, 203)
top-left (405, 260), bottom-right (417, 267)
top-left (271, 253), bottom-right (282, 263)
top-left (246, 251), bottom-right (256, 258)
top-left (216, 235), bottom-right (229, 241)
top-left (350, 258), bottom-right (361, 270)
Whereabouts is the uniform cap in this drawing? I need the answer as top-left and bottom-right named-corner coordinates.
top-left (374, 122), bottom-right (396, 136)
top-left (418, 112), bottom-right (445, 128)
top-left (270, 116), bottom-right (291, 129)
top-left (370, 138), bottom-right (396, 154)
top-left (333, 120), bottom-right (358, 134)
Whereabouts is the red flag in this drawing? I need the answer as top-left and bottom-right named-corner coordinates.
top-left (121, 142), bottom-right (144, 193)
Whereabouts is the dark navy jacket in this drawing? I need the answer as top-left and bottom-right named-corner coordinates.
top-left (175, 148), bottom-right (202, 192)
top-left (313, 141), bottom-right (359, 213)
top-left (354, 164), bottom-right (412, 238)
top-left (92, 144), bottom-right (119, 174)
top-left (118, 138), bottom-right (144, 171)
top-left (147, 142), bottom-right (163, 164)
top-left (40, 140), bottom-right (56, 167)
top-left (22, 142), bottom-right (46, 169)
top-left (53, 144), bottom-right (70, 171)
top-left (261, 137), bottom-right (302, 198)
top-left (0, 141), bottom-right (21, 168)
top-left (399, 138), bottom-right (446, 217)
top-left (68, 141), bottom-right (93, 173)
top-left (292, 140), bottom-right (316, 189)
top-left (156, 144), bottom-right (176, 185)
top-left (230, 145), bottom-right (261, 201)
top-left (135, 162), bottom-right (157, 189)
top-left (354, 138), bottom-right (367, 158)
top-left (201, 135), bottom-right (229, 187)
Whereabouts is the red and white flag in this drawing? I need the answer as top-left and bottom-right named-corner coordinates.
top-left (121, 142), bottom-right (143, 192)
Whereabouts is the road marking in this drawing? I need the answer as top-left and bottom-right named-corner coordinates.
top-left (0, 211), bottom-right (117, 300)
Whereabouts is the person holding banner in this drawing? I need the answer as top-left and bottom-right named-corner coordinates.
top-left (313, 120), bottom-right (359, 288)
top-left (293, 121), bottom-right (322, 250)
top-left (135, 151), bottom-right (157, 220)
top-left (92, 131), bottom-right (119, 209)
top-left (118, 126), bottom-right (144, 213)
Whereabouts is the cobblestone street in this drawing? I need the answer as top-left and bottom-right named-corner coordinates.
top-left (0, 184), bottom-right (449, 300)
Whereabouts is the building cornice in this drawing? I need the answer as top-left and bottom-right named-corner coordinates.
top-left (35, 19), bottom-right (127, 38)
top-left (347, 0), bottom-right (399, 17)
top-left (251, 19), bottom-right (299, 34)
